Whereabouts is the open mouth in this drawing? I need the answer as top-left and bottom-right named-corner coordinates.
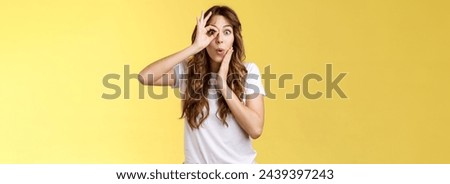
top-left (216, 48), bottom-right (225, 55)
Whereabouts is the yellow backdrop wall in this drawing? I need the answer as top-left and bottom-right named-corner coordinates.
top-left (1, 0), bottom-right (449, 163)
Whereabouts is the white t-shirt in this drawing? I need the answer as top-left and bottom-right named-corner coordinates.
top-left (171, 61), bottom-right (266, 164)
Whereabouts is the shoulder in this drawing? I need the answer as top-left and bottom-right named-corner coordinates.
top-left (243, 62), bottom-right (262, 74)
top-left (243, 62), bottom-right (256, 68)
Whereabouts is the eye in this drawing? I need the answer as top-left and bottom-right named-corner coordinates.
top-left (207, 29), bottom-right (216, 35)
top-left (224, 30), bottom-right (232, 35)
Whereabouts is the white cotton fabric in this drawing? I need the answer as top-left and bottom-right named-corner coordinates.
top-left (171, 61), bottom-right (266, 164)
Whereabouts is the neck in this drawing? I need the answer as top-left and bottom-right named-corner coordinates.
top-left (210, 61), bottom-right (220, 73)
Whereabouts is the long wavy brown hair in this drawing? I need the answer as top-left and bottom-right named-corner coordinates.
top-left (181, 6), bottom-right (247, 129)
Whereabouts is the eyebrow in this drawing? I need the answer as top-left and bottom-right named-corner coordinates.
top-left (208, 24), bottom-right (232, 28)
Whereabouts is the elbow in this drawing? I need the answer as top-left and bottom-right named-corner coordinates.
top-left (246, 116), bottom-right (264, 139)
top-left (138, 72), bottom-right (150, 85)
top-left (249, 127), bottom-right (263, 139)
top-left (138, 74), bottom-right (146, 85)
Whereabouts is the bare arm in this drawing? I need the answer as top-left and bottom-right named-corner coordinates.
top-left (139, 11), bottom-right (219, 86)
top-left (138, 46), bottom-right (200, 86)
top-left (221, 88), bottom-right (265, 139)
top-left (216, 49), bottom-right (265, 139)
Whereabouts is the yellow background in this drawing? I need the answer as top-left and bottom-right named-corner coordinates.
top-left (1, 0), bottom-right (449, 163)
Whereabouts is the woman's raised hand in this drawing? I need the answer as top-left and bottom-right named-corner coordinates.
top-left (192, 11), bottom-right (218, 51)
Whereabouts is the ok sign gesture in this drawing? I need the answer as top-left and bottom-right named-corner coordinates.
top-left (192, 11), bottom-right (219, 50)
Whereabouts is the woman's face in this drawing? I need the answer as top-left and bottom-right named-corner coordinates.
top-left (206, 15), bottom-right (234, 63)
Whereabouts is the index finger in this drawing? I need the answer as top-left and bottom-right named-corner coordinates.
top-left (205, 25), bottom-right (218, 32)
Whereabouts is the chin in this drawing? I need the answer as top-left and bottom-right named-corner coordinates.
top-left (210, 56), bottom-right (223, 63)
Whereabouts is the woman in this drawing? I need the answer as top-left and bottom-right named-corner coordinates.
top-left (139, 5), bottom-right (266, 164)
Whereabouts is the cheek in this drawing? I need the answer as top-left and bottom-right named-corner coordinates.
top-left (224, 37), bottom-right (234, 48)
top-left (206, 42), bottom-right (218, 54)
top-left (206, 44), bottom-right (215, 52)
top-left (205, 46), bottom-right (215, 58)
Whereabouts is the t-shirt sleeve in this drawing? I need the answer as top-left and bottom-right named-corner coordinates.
top-left (245, 63), bottom-right (266, 96)
top-left (171, 61), bottom-right (185, 89)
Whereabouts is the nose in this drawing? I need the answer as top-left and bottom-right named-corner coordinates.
top-left (216, 33), bottom-right (223, 44)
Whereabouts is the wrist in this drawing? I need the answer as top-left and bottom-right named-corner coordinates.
top-left (219, 82), bottom-right (229, 94)
top-left (189, 44), bottom-right (204, 54)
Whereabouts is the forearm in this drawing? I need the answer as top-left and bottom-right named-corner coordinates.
top-left (139, 45), bottom-right (200, 85)
top-left (220, 86), bottom-right (264, 139)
